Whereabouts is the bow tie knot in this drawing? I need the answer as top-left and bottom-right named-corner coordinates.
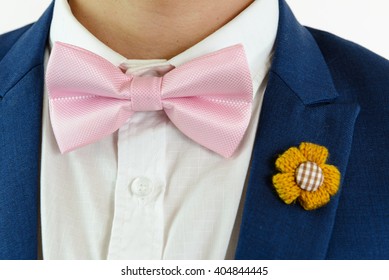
top-left (130, 76), bottom-right (164, 112)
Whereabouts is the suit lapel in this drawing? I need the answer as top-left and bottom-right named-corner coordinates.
top-left (0, 4), bottom-right (53, 259)
top-left (235, 0), bottom-right (360, 259)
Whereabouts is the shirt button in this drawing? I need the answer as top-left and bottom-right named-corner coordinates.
top-left (130, 177), bottom-right (153, 197)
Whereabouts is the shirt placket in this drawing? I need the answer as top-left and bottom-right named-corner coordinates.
top-left (107, 112), bottom-right (166, 259)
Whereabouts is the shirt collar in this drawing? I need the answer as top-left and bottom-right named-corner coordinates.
top-left (50, 0), bottom-right (279, 92)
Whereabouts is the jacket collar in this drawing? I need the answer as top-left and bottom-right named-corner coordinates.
top-left (0, 3), bottom-right (53, 98)
top-left (270, 0), bottom-right (338, 105)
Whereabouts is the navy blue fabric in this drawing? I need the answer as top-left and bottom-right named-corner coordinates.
top-left (308, 29), bottom-right (389, 259)
top-left (0, 0), bottom-right (388, 259)
top-left (0, 4), bottom-right (53, 259)
top-left (235, 1), bottom-right (389, 259)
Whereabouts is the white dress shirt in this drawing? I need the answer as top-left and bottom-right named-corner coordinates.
top-left (40, 0), bottom-right (279, 259)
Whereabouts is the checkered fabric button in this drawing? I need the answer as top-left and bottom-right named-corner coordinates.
top-left (295, 161), bottom-right (324, 192)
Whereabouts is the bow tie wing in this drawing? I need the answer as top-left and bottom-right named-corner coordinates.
top-left (161, 45), bottom-right (253, 158)
top-left (46, 42), bottom-right (134, 153)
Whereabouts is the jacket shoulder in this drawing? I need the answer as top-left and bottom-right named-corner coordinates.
top-left (308, 28), bottom-right (389, 100)
top-left (0, 24), bottom-right (33, 62)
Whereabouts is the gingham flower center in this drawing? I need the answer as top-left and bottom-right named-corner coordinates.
top-left (295, 161), bottom-right (324, 192)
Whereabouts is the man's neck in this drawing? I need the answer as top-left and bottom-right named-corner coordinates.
top-left (68, 0), bottom-right (253, 59)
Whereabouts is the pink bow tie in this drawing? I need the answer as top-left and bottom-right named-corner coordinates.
top-left (46, 42), bottom-right (253, 158)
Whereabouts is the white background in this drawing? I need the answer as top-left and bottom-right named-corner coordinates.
top-left (0, 260), bottom-right (388, 280)
top-left (0, 0), bottom-right (388, 59)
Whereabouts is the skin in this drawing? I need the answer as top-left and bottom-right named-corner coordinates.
top-left (68, 0), bottom-right (254, 59)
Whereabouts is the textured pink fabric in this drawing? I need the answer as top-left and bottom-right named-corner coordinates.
top-left (46, 42), bottom-right (253, 158)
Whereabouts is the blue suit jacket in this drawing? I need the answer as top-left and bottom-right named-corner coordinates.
top-left (1, 0), bottom-right (388, 259)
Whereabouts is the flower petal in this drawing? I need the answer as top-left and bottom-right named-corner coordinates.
top-left (273, 173), bottom-right (302, 204)
top-left (275, 147), bottom-right (307, 173)
top-left (321, 164), bottom-right (341, 196)
top-left (298, 187), bottom-right (330, 210)
top-left (299, 142), bottom-right (328, 165)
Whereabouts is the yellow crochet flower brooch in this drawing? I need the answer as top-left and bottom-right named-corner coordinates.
top-left (273, 142), bottom-right (341, 210)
